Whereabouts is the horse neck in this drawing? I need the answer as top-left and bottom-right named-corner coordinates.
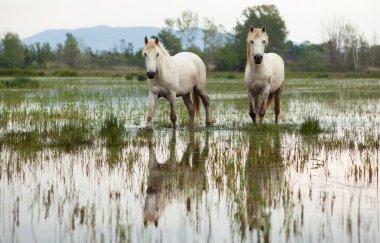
top-left (156, 54), bottom-right (174, 78)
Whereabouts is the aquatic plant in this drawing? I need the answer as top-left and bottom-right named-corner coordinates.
top-left (99, 113), bottom-right (126, 146)
top-left (300, 117), bottom-right (323, 135)
top-left (54, 121), bottom-right (94, 150)
top-left (0, 76), bottom-right (39, 89)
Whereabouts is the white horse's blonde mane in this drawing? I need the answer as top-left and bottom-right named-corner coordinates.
top-left (143, 39), bottom-right (171, 56)
top-left (246, 28), bottom-right (269, 65)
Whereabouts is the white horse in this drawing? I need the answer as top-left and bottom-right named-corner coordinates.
top-left (244, 26), bottom-right (285, 124)
top-left (143, 36), bottom-right (211, 129)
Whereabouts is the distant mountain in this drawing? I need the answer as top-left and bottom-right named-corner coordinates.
top-left (22, 26), bottom-right (161, 52)
top-left (22, 25), bottom-right (205, 52)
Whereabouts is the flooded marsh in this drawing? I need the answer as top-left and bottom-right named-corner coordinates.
top-left (0, 76), bottom-right (379, 242)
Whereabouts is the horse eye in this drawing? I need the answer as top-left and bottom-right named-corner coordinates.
top-left (156, 53), bottom-right (159, 57)
top-left (262, 40), bottom-right (266, 44)
top-left (144, 53), bottom-right (147, 57)
top-left (250, 40), bottom-right (253, 44)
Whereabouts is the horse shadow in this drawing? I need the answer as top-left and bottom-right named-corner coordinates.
top-left (143, 130), bottom-right (209, 227)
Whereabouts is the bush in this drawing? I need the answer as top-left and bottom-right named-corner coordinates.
top-left (125, 72), bottom-right (146, 81)
top-left (316, 73), bottom-right (329, 78)
top-left (0, 68), bottom-right (45, 76)
top-left (137, 73), bottom-right (146, 81)
top-left (227, 73), bottom-right (236, 79)
top-left (52, 69), bottom-right (79, 77)
top-left (125, 73), bottom-right (135, 80)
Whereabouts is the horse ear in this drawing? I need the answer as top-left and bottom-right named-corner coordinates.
top-left (144, 36), bottom-right (148, 45)
top-left (250, 25), bottom-right (254, 32)
top-left (261, 25), bottom-right (266, 33)
top-left (155, 37), bottom-right (159, 45)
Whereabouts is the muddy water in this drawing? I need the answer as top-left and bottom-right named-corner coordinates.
top-left (0, 78), bottom-right (379, 242)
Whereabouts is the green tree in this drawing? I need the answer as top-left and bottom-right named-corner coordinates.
top-left (40, 43), bottom-right (54, 64)
top-left (29, 42), bottom-right (53, 67)
top-left (118, 39), bottom-right (134, 57)
top-left (0, 32), bottom-right (24, 68)
top-left (213, 34), bottom-right (240, 71)
top-left (126, 49), bottom-right (145, 67)
top-left (23, 45), bottom-right (35, 67)
top-left (63, 33), bottom-right (80, 67)
top-left (56, 43), bottom-right (64, 65)
top-left (202, 18), bottom-right (225, 69)
top-left (166, 10), bottom-right (199, 49)
top-left (157, 19), bottom-right (182, 54)
top-left (234, 5), bottom-right (288, 70)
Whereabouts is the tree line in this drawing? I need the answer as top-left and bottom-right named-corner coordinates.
top-left (1, 5), bottom-right (379, 72)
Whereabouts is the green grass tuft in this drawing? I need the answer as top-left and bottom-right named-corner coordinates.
top-left (100, 114), bottom-right (125, 146)
top-left (55, 122), bottom-right (94, 150)
top-left (300, 117), bottom-right (323, 135)
top-left (0, 130), bottom-right (40, 149)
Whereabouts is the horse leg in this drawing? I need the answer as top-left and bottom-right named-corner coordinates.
top-left (182, 93), bottom-right (195, 128)
top-left (274, 83), bottom-right (284, 124)
top-left (248, 92), bottom-right (256, 123)
top-left (195, 86), bottom-right (212, 126)
top-left (169, 93), bottom-right (177, 129)
top-left (266, 93), bottom-right (274, 111)
top-left (146, 91), bottom-right (158, 129)
top-left (258, 89), bottom-right (269, 125)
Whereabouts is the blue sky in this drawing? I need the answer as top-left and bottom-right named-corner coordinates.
top-left (1, 0), bottom-right (379, 43)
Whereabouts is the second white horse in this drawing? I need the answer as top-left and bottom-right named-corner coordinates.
top-left (244, 25), bottom-right (285, 124)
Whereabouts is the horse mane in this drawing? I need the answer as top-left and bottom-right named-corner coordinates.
top-left (246, 28), bottom-right (269, 65)
top-left (246, 41), bottom-right (252, 65)
top-left (144, 39), bottom-right (171, 56)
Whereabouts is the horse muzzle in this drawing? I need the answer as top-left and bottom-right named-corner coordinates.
top-left (254, 55), bottom-right (263, 64)
top-left (146, 71), bottom-right (156, 79)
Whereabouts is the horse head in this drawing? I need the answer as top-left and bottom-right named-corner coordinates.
top-left (143, 36), bottom-right (161, 79)
top-left (246, 26), bottom-right (268, 65)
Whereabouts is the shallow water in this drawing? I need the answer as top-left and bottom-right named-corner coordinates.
top-left (0, 77), bottom-right (379, 242)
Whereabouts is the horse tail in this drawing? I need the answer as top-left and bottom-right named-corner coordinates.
top-left (192, 87), bottom-right (201, 119)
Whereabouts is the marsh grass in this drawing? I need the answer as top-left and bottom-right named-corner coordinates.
top-left (300, 117), bottom-right (323, 135)
top-left (0, 130), bottom-right (42, 158)
top-left (0, 76), bottom-right (379, 243)
top-left (0, 77), bottom-right (39, 89)
top-left (0, 130), bottom-right (40, 149)
top-left (100, 113), bottom-right (126, 146)
top-left (0, 109), bottom-right (10, 127)
top-left (54, 121), bottom-right (94, 150)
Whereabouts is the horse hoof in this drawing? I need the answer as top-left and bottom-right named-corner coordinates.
top-left (206, 120), bottom-right (214, 126)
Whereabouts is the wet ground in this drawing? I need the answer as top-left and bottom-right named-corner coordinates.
top-left (0, 77), bottom-right (379, 242)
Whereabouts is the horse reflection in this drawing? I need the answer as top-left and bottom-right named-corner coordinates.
top-left (143, 131), bottom-right (209, 227)
top-left (244, 130), bottom-right (284, 239)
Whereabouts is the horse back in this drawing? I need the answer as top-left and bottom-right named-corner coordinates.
top-left (172, 52), bottom-right (206, 93)
top-left (173, 52), bottom-right (206, 75)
